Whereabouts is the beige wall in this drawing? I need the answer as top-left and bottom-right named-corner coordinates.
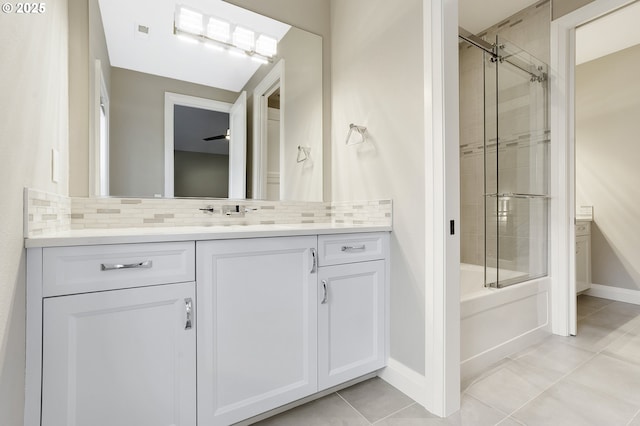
top-left (576, 44), bottom-right (640, 290)
top-left (225, 0), bottom-right (332, 200)
top-left (331, 0), bottom-right (426, 374)
top-left (0, 0), bottom-right (69, 424)
top-left (174, 151), bottom-right (230, 198)
top-left (68, 0), bottom-right (89, 196)
top-left (109, 68), bottom-right (238, 197)
top-left (552, 0), bottom-right (595, 19)
top-left (68, 0), bottom-right (110, 197)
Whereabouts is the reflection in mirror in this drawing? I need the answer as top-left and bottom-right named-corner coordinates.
top-left (173, 103), bottom-right (230, 198)
top-left (86, 0), bottom-right (323, 201)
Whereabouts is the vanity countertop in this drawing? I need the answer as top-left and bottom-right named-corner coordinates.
top-left (25, 223), bottom-right (392, 248)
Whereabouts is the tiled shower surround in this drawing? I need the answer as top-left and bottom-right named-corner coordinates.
top-left (25, 188), bottom-right (392, 238)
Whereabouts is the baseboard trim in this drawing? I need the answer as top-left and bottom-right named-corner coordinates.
top-left (586, 283), bottom-right (640, 305)
top-left (378, 358), bottom-right (427, 407)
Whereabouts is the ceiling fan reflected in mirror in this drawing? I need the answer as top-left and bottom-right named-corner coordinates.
top-left (203, 128), bottom-right (230, 141)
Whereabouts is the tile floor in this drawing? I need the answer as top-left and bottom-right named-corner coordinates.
top-left (251, 295), bottom-right (640, 425)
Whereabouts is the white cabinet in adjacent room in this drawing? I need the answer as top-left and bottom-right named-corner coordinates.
top-left (576, 221), bottom-right (592, 293)
top-left (196, 236), bottom-right (318, 426)
top-left (41, 282), bottom-right (197, 426)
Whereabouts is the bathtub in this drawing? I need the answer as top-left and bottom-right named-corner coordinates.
top-left (460, 263), bottom-right (551, 383)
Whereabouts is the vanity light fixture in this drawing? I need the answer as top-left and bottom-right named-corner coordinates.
top-left (175, 6), bottom-right (204, 35)
top-left (232, 26), bottom-right (255, 51)
top-left (174, 5), bottom-right (276, 64)
top-left (256, 34), bottom-right (278, 57)
top-left (206, 16), bottom-right (230, 43)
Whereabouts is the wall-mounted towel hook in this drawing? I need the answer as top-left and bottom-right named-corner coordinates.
top-left (345, 123), bottom-right (367, 145)
top-left (297, 145), bottom-right (311, 163)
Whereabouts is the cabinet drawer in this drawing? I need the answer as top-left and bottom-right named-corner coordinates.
top-left (43, 242), bottom-right (195, 297)
top-left (576, 222), bottom-right (591, 237)
top-left (318, 233), bottom-right (388, 266)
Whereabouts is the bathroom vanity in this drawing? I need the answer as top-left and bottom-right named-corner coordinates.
top-left (24, 226), bottom-right (390, 426)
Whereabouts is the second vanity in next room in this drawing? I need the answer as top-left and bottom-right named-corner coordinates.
top-left (24, 220), bottom-right (391, 426)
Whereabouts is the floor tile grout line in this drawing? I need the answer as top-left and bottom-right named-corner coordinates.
top-left (626, 407), bottom-right (640, 426)
top-left (503, 348), bottom-right (599, 419)
top-left (495, 415), bottom-right (526, 426)
top-left (578, 298), bottom-right (614, 320)
top-left (370, 402), bottom-right (417, 425)
top-left (334, 391), bottom-right (376, 425)
top-left (463, 393), bottom-right (512, 422)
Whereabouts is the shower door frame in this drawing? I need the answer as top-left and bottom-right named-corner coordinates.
top-left (550, 0), bottom-right (636, 337)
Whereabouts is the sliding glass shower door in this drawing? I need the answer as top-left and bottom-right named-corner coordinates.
top-left (485, 36), bottom-right (549, 288)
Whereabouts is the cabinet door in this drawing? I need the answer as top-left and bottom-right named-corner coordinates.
top-left (42, 282), bottom-right (196, 426)
top-left (318, 260), bottom-right (386, 391)
top-left (576, 235), bottom-right (591, 293)
top-left (197, 236), bottom-right (318, 426)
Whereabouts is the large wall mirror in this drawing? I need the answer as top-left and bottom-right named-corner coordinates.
top-left (85, 0), bottom-right (323, 201)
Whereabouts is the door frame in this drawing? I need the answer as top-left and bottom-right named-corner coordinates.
top-left (89, 59), bottom-right (110, 197)
top-left (550, 0), bottom-right (635, 336)
top-left (252, 60), bottom-right (285, 200)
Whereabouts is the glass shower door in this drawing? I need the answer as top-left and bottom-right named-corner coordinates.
top-left (485, 36), bottom-right (549, 288)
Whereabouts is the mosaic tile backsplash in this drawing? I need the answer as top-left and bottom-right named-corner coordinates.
top-left (25, 189), bottom-right (72, 237)
top-left (25, 189), bottom-right (392, 237)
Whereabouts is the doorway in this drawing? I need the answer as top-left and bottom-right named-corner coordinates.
top-left (551, 0), bottom-right (639, 336)
top-left (164, 92), bottom-right (247, 198)
top-left (173, 105), bottom-right (230, 198)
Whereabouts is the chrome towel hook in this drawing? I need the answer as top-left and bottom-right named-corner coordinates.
top-left (345, 123), bottom-right (367, 145)
top-left (297, 145), bottom-right (311, 163)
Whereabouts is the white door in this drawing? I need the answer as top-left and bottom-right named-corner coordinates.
top-left (228, 91), bottom-right (247, 198)
top-left (197, 237), bottom-right (318, 426)
top-left (318, 261), bottom-right (385, 390)
top-left (41, 282), bottom-right (196, 426)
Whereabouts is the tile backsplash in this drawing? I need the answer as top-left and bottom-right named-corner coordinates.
top-left (25, 189), bottom-right (71, 237)
top-left (25, 189), bottom-right (392, 237)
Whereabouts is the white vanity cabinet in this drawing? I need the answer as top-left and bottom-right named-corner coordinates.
top-left (196, 236), bottom-right (318, 426)
top-left (576, 221), bottom-right (592, 293)
top-left (28, 242), bottom-right (197, 426)
top-left (26, 230), bottom-right (390, 426)
top-left (42, 282), bottom-right (197, 426)
top-left (317, 233), bottom-right (388, 390)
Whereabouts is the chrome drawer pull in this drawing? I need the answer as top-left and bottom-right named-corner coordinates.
top-left (321, 280), bottom-right (328, 304)
top-left (341, 245), bottom-right (366, 252)
top-left (185, 298), bottom-right (193, 330)
top-left (100, 260), bottom-right (153, 271)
